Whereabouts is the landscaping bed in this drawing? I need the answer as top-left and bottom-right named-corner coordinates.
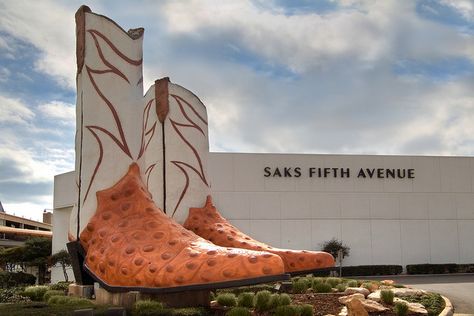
top-left (0, 277), bottom-right (446, 315)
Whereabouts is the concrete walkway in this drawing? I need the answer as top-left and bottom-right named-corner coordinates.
top-left (363, 274), bottom-right (474, 314)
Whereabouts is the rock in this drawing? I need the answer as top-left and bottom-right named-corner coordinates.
top-left (381, 280), bottom-right (394, 285)
top-left (394, 298), bottom-right (428, 314)
top-left (360, 299), bottom-right (389, 313)
top-left (339, 293), bottom-right (365, 304)
top-left (338, 306), bottom-right (348, 316)
top-left (394, 297), bottom-right (409, 304)
top-left (392, 288), bottom-right (426, 297)
top-left (346, 299), bottom-right (368, 316)
top-left (344, 287), bottom-right (370, 297)
top-left (367, 290), bottom-right (381, 302)
top-left (368, 283), bottom-right (379, 291)
top-left (407, 302), bottom-right (428, 314)
top-left (210, 300), bottom-right (218, 308)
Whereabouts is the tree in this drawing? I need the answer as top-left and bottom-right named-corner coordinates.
top-left (50, 250), bottom-right (72, 282)
top-left (0, 246), bottom-right (26, 272)
top-left (22, 237), bottom-right (52, 284)
top-left (320, 238), bottom-right (350, 259)
top-left (321, 238), bottom-right (350, 276)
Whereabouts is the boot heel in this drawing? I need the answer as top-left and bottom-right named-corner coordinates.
top-left (67, 241), bottom-right (95, 285)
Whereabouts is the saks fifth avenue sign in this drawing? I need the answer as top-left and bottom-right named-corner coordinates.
top-left (264, 167), bottom-right (415, 179)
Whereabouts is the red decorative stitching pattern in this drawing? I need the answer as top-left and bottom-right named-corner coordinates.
top-left (81, 29), bottom-right (145, 204)
top-left (138, 99), bottom-right (156, 160)
top-left (83, 126), bottom-right (104, 203)
top-left (88, 30), bottom-right (143, 66)
top-left (171, 94), bottom-right (208, 126)
top-left (145, 163), bottom-right (157, 189)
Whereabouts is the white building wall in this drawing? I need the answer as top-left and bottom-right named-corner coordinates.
top-left (208, 153), bottom-right (474, 267)
top-left (51, 171), bottom-right (76, 283)
top-left (52, 153), bottom-right (474, 281)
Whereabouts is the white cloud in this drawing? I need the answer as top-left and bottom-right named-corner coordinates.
top-left (1, 201), bottom-right (51, 222)
top-left (0, 1), bottom-right (77, 89)
top-left (38, 101), bottom-right (75, 123)
top-left (0, 95), bottom-right (34, 124)
top-left (0, 66), bottom-right (10, 82)
top-left (441, 0), bottom-right (474, 21)
top-left (163, 0), bottom-right (474, 73)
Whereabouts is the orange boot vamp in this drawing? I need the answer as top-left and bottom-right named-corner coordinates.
top-left (183, 196), bottom-right (335, 274)
top-left (80, 164), bottom-right (285, 288)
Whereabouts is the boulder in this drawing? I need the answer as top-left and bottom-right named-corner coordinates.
top-left (346, 299), bottom-right (368, 316)
top-left (392, 288), bottom-right (426, 297)
top-left (367, 290), bottom-right (381, 302)
top-left (344, 287), bottom-right (370, 297)
top-left (339, 293), bottom-right (365, 304)
top-left (360, 299), bottom-right (389, 313)
top-left (394, 298), bottom-right (428, 314)
top-left (338, 306), bottom-right (348, 316)
top-left (381, 280), bottom-right (395, 285)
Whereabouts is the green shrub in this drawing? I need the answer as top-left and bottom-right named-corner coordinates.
top-left (325, 277), bottom-right (342, 287)
top-left (392, 284), bottom-right (405, 288)
top-left (299, 304), bottom-right (313, 316)
top-left (226, 307), bottom-right (251, 316)
top-left (341, 265), bottom-right (403, 276)
top-left (0, 271), bottom-right (36, 288)
top-left (457, 263), bottom-right (474, 273)
top-left (394, 302), bottom-right (409, 316)
top-left (23, 285), bottom-right (49, 301)
top-left (292, 279), bottom-right (309, 294)
top-left (268, 294), bottom-right (281, 310)
top-left (217, 284), bottom-right (275, 296)
top-left (216, 293), bottom-right (237, 307)
top-left (406, 263), bottom-right (457, 275)
top-left (274, 305), bottom-right (301, 316)
top-left (132, 300), bottom-right (165, 316)
top-left (346, 280), bottom-right (358, 287)
top-left (43, 289), bottom-right (65, 301)
top-left (336, 284), bottom-right (347, 292)
top-left (312, 277), bottom-right (324, 285)
top-left (47, 295), bottom-right (94, 307)
top-left (361, 282), bottom-right (373, 290)
top-left (312, 282), bottom-right (332, 293)
top-left (279, 293), bottom-right (291, 306)
top-left (0, 287), bottom-right (31, 303)
top-left (380, 290), bottom-right (394, 305)
top-left (171, 307), bottom-right (209, 316)
top-left (254, 290), bottom-right (272, 312)
top-left (405, 293), bottom-right (444, 316)
top-left (237, 292), bottom-right (254, 308)
top-left (49, 281), bottom-right (71, 292)
top-left (47, 295), bottom-right (68, 304)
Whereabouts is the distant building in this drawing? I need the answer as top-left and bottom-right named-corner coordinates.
top-left (0, 203), bottom-right (53, 248)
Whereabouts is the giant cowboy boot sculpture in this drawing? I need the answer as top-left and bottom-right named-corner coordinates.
top-left (157, 51), bottom-right (335, 275)
top-left (68, 6), bottom-right (286, 291)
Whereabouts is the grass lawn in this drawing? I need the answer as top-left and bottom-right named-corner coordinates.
top-left (0, 302), bottom-right (111, 316)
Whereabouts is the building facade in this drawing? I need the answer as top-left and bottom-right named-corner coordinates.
top-left (52, 152), bottom-right (474, 282)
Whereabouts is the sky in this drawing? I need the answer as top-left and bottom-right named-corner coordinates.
top-left (0, 0), bottom-right (473, 221)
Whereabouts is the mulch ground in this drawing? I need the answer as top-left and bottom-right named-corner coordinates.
top-left (291, 293), bottom-right (345, 316)
top-left (290, 293), bottom-right (420, 316)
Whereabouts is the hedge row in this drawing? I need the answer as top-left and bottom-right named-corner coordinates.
top-left (0, 272), bottom-right (36, 288)
top-left (341, 265), bottom-right (403, 276)
top-left (407, 263), bottom-right (474, 274)
top-left (314, 263), bottom-right (474, 276)
top-left (312, 265), bottom-right (403, 277)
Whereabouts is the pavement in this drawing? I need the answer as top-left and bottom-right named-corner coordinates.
top-left (363, 274), bottom-right (474, 315)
